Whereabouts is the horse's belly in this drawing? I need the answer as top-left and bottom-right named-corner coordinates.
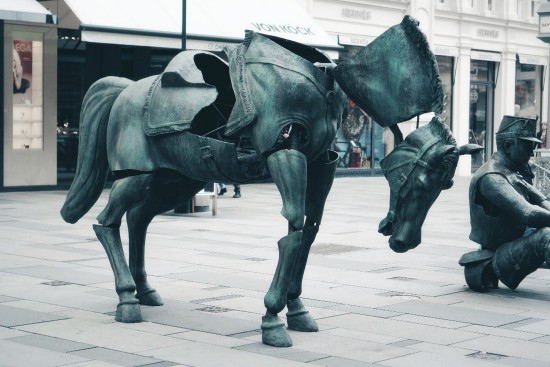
top-left (148, 132), bottom-right (266, 183)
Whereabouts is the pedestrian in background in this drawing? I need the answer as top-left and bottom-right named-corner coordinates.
top-left (218, 183), bottom-right (241, 198)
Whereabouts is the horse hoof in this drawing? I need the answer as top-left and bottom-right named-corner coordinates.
top-left (287, 298), bottom-right (318, 332)
top-left (261, 313), bottom-right (292, 347)
top-left (137, 289), bottom-right (164, 306)
top-left (115, 299), bottom-right (142, 323)
top-left (287, 311), bottom-right (318, 332)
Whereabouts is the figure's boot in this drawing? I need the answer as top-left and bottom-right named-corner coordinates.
top-left (93, 225), bottom-right (141, 323)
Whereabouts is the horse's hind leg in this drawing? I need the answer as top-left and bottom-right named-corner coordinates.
top-left (126, 171), bottom-right (205, 306)
top-left (262, 149), bottom-right (307, 347)
top-left (94, 174), bottom-right (151, 323)
top-left (287, 151), bottom-right (338, 332)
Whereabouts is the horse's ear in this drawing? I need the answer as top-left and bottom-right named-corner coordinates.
top-left (440, 144), bottom-right (457, 156)
top-left (458, 144), bottom-right (484, 156)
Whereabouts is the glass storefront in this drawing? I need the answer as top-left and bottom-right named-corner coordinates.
top-left (436, 55), bottom-right (454, 128)
top-left (515, 59), bottom-right (542, 120)
top-left (469, 59), bottom-right (496, 171)
top-left (55, 38), bottom-right (180, 184)
top-left (333, 101), bottom-right (388, 170)
top-left (3, 23), bottom-right (57, 188)
top-left (334, 44), bottom-right (393, 174)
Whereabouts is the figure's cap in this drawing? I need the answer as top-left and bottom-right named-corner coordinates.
top-left (496, 115), bottom-right (541, 143)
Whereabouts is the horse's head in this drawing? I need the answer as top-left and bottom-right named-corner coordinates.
top-left (378, 117), bottom-right (481, 253)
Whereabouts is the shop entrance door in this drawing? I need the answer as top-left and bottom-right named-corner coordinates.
top-left (469, 60), bottom-right (496, 172)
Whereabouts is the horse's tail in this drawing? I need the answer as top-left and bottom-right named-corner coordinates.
top-left (61, 77), bottom-right (132, 224)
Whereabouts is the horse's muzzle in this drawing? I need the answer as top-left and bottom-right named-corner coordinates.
top-left (388, 237), bottom-right (419, 253)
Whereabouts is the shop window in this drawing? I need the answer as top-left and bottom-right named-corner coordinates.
top-left (436, 55), bottom-right (454, 128)
top-left (12, 33), bottom-right (44, 150)
top-left (515, 60), bottom-right (541, 119)
top-left (469, 59), bottom-right (496, 171)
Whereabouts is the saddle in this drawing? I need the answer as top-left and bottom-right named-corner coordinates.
top-left (143, 51), bottom-right (232, 136)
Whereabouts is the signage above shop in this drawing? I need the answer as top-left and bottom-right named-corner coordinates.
top-left (341, 7), bottom-right (371, 22)
top-left (541, 16), bottom-right (550, 33)
top-left (63, 0), bottom-right (341, 52)
top-left (476, 28), bottom-right (500, 39)
top-left (538, 2), bottom-right (550, 43)
top-left (471, 50), bottom-right (501, 62)
top-left (518, 53), bottom-right (548, 66)
top-left (338, 35), bottom-right (374, 47)
top-left (433, 45), bottom-right (459, 58)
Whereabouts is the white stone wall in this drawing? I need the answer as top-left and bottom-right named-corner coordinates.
top-left (307, 0), bottom-right (550, 176)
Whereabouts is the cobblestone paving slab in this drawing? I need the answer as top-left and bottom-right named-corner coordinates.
top-left (2, 177), bottom-right (550, 365)
top-left (0, 339), bottom-right (89, 367)
top-left (0, 304), bottom-right (67, 327)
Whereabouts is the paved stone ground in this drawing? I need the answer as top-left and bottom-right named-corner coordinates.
top-left (2, 176), bottom-right (550, 366)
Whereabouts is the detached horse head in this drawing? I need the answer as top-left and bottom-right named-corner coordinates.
top-left (378, 116), bottom-right (481, 253)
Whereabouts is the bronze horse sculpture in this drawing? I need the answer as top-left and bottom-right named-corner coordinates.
top-left (378, 116), bottom-right (483, 253)
top-left (61, 16), bottom-right (453, 347)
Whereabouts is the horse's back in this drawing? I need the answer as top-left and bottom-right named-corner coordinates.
top-left (107, 76), bottom-right (156, 173)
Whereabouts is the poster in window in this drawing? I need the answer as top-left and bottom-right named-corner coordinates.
top-left (13, 39), bottom-right (32, 104)
top-left (12, 38), bottom-right (43, 150)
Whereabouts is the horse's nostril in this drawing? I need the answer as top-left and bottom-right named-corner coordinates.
top-left (378, 217), bottom-right (393, 236)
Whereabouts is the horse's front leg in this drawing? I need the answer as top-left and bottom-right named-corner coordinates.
top-left (262, 148), bottom-right (307, 347)
top-left (287, 150), bottom-right (338, 332)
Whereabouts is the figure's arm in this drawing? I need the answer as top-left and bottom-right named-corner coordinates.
top-left (478, 174), bottom-right (550, 228)
top-left (539, 200), bottom-right (550, 212)
top-left (523, 180), bottom-right (550, 211)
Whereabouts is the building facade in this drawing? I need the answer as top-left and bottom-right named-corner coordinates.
top-left (2, 0), bottom-right (548, 189)
top-left (1, 0), bottom-right (57, 189)
top-left (304, 0), bottom-right (549, 175)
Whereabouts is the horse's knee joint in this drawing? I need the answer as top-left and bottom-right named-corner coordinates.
top-left (287, 213), bottom-right (305, 232)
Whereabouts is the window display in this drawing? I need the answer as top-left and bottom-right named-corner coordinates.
top-left (436, 55), bottom-right (453, 128)
top-left (12, 35), bottom-right (43, 150)
top-left (515, 61), bottom-right (541, 119)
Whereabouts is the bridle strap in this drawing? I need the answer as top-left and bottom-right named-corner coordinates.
top-left (384, 136), bottom-right (441, 175)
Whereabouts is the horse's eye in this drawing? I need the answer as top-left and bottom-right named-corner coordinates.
top-left (416, 172), bottom-right (429, 190)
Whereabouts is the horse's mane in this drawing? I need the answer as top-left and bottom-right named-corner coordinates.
top-left (381, 116), bottom-right (457, 193)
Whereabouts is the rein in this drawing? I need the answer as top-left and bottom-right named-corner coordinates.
top-left (382, 136), bottom-right (441, 226)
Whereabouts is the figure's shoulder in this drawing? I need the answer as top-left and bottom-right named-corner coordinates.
top-left (471, 159), bottom-right (510, 191)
